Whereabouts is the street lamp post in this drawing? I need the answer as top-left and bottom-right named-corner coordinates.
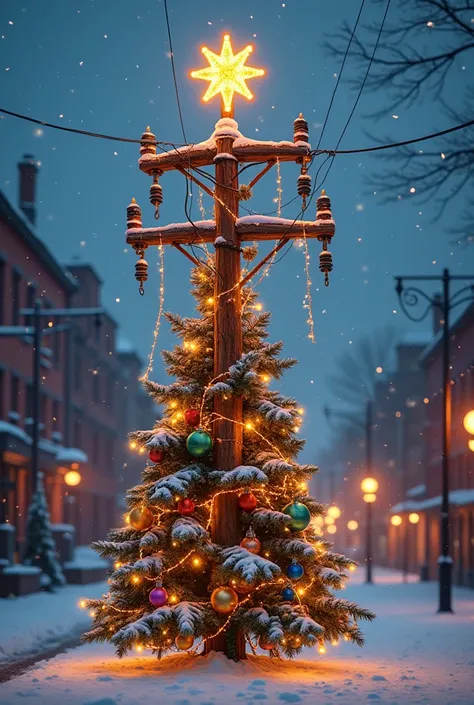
top-left (0, 303), bottom-right (104, 509)
top-left (361, 477), bottom-right (378, 583)
top-left (395, 268), bottom-right (474, 613)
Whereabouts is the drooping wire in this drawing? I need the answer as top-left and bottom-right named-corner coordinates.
top-left (163, 0), bottom-right (186, 144)
top-left (315, 0), bottom-right (367, 151)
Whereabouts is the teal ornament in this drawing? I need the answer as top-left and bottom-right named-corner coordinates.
top-left (282, 501), bottom-right (311, 532)
top-left (186, 430), bottom-right (213, 458)
top-left (281, 586), bottom-right (296, 602)
top-left (286, 560), bottom-right (304, 581)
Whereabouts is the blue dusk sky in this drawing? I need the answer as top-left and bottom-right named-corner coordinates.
top-left (0, 0), bottom-right (471, 464)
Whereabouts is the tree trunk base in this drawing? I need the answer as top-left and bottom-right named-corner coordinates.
top-left (203, 632), bottom-right (246, 661)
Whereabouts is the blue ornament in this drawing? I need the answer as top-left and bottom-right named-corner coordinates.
top-left (281, 586), bottom-right (296, 602)
top-left (282, 501), bottom-right (311, 532)
top-left (286, 561), bottom-right (304, 581)
top-left (186, 430), bottom-right (213, 458)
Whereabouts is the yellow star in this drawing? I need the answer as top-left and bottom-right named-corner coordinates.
top-left (191, 34), bottom-right (265, 115)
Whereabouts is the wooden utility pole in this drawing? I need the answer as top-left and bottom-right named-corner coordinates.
top-left (125, 35), bottom-right (336, 660)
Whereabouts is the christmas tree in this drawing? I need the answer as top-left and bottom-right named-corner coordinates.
top-left (84, 260), bottom-right (374, 659)
top-left (23, 471), bottom-right (66, 590)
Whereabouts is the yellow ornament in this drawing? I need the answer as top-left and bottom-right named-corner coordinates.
top-left (210, 586), bottom-right (238, 614)
top-left (128, 506), bottom-right (153, 531)
top-left (191, 34), bottom-right (265, 115)
top-left (175, 634), bottom-right (194, 651)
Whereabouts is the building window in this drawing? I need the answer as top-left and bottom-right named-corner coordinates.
top-left (93, 432), bottom-right (99, 465)
top-left (74, 340), bottom-right (82, 390)
top-left (0, 260), bottom-right (5, 325)
top-left (74, 418), bottom-right (82, 448)
top-left (92, 372), bottom-right (100, 403)
top-left (52, 400), bottom-right (60, 434)
top-left (12, 269), bottom-right (21, 325)
top-left (10, 374), bottom-right (20, 414)
top-left (24, 282), bottom-right (36, 326)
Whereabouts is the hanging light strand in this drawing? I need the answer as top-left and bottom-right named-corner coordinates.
top-left (302, 224), bottom-right (315, 344)
top-left (141, 240), bottom-right (165, 382)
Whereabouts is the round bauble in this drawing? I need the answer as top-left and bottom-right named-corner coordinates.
top-left (286, 561), bottom-right (304, 581)
top-left (129, 506), bottom-right (154, 531)
top-left (281, 586), bottom-right (296, 602)
top-left (184, 408), bottom-right (201, 427)
top-left (186, 430), bottom-right (213, 458)
top-left (175, 634), bottom-right (194, 650)
top-left (238, 491), bottom-right (258, 512)
top-left (259, 635), bottom-right (275, 651)
top-left (240, 535), bottom-right (261, 554)
top-left (210, 586), bottom-right (238, 614)
top-left (282, 501), bottom-right (311, 532)
top-left (149, 448), bottom-right (164, 464)
top-left (288, 636), bottom-right (302, 649)
top-left (149, 586), bottom-right (168, 608)
top-left (233, 579), bottom-right (253, 595)
top-left (177, 497), bottom-right (195, 516)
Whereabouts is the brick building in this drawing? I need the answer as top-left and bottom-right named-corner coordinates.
top-left (0, 155), bottom-right (154, 561)
top-left (389, 303), bottom-right (474, 587)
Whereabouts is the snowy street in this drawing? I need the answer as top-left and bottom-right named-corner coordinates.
top-left (1, 567), bottom-right (472, 705)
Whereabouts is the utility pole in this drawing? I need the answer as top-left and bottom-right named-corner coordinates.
top-left (395, 269), bottom-right (474, 613)
top-left (125, 34), bottom-right (336, 659)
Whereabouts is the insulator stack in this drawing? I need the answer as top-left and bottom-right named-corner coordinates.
top-left (140, 126), bottom-right (156, 156)
top-left (319, 249), bottom-right (333, 287)
top-left (293, 113), bottom-right (309, 143)
top-left (134, 250), bottom-right (149, 296)
top-left (297, 169), bottom-right (312, 209)
top-left (150, 174), bottom-right (163, 220)
top-left (315, 189), bottom-right (335, 243)
top-left (127, 197), bottom-right (142, 230)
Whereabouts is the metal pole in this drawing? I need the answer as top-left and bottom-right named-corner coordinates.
top-left (439, 268), bottom-right (453, 612)
top-left (365, 400), bottom-right (373, 583)
top-left (31, 300), bottom-right (42, 494)
top-left (366, 500), bottom-right (372, 584)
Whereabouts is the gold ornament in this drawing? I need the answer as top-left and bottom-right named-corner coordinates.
top-left (129, 506), bottom-right (153, 531)
top-left (175, 634), bottom-right (194, 651)
top-left (233, 579), bottom-right (253, 595)
top-left (210, 586), bottom-right (238, 614)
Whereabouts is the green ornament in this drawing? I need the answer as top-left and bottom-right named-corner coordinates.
top-left (186, 430), bottom-right (213, 458)
top-left (282, 501), bottom-right (311, 531)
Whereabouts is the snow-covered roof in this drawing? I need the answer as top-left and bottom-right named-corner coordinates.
top-left (399, 332), bottom-right (432, 347)
top-left (391, 488), bottom-right (474, 513)
top-left (0, 421), bottom-right (31, 445)
top-left (406, 484), bottom-right (426, 498)
top-left (56, 447), bottom-right (88, 465)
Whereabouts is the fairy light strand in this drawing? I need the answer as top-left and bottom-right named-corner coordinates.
top-left (302, 223), bottom-right (315, 344)
top-left (141, 239), bottom-right (165, 382)
top-left (276, 158), bottom-right (282, 217)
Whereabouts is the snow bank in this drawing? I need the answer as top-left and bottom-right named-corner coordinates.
top-left (0, 580), bottom-right (106, 665)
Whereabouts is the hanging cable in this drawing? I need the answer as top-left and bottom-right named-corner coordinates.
top-left (315, 0), bottom-right (367, 151)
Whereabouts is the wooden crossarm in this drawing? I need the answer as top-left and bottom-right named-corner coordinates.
top-left (139, 141), bottom-right (310, 176)
top-left (126, 215), bottom-right (335, 247)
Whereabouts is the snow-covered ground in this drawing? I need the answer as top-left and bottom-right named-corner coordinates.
top-left (1, 567), bottom-right (473, 705)
top-left (0, 579), bottom-right (106, 666)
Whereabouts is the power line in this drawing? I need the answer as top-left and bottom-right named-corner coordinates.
top-left (163, 0), bottom-right (187, 145)
top-left (315, 0), bottom-right (367, 151)
top-left (1, 105), bottom-right (472, 160)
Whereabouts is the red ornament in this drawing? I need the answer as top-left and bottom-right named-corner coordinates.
top-left (238, 491), bottom-right (258, 512)
top-left (184, 408), bottom-right (201, 427)
top-left (149, 448), bottom-right (164, 464)
top-left (177, 497), bottom-right (195, 516)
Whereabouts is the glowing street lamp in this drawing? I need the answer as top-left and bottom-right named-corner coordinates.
top-left (64, 469), bottom-right (81, 487)
top-left (463, 410), bottom-right (474, 452)
top-left (327, 505), bottom-right (342, 519)
top-left (408, 513), bottom-right (420, 525)
top-left (361, 477), bottom-right (377, 584)
top-left (347, 520), bottom-right (358, 531)
top-left (391, 515), bottom-right (402, 527)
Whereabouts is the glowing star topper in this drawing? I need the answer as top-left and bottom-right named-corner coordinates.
top-left (191, 34), bottom-right (265, 115)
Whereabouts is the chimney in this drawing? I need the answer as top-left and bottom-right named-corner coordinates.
top-left (432, 293), bottom-right (443, 334)
top-left (18, 154), bottom-right (38, 226)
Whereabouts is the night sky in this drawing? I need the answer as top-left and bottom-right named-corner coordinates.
top-left (0, 0), bottom-right (471, 463)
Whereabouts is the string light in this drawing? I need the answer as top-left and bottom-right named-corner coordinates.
top-left (141, 239), bottom-right (165, 382)
top-left (302, 224), bottom-right (315, 343)
top-left (131, 575), bottom-right (141, 584)
top-left (129, 441), bottom-right (137, 450)
top-left (275, 158), bottom-right (282, 217)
